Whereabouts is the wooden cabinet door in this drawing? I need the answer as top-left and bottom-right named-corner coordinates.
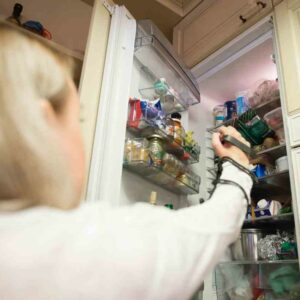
top-left (173, 0), bottom-right (273, 67)
top-left (291, 147), bottom-right (300, 253)
top-left (274, 0), bottom-right (300, 115)
top-left (288, 112), bottom-right (300, 147)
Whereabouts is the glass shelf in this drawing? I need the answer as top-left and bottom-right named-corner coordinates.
top-left (218, 259), bottom-right (298, 265)
top-left (123, 160), bottom-right (200, 195)
top-left (208, 96), bottom-right (281, 132)
top-left (139, 86), bottom-right (187, 114)
top-left (251, 170), bottom-right (291, 201)
top-left (134, 20), bottom-right (200, 109)
top-left (215, 260), bottom-right (300, 300)
top-left (256, 143), bottom-right (287, 162)
top-left (243, 213), bottom-right (294, 229)
top-left (127, 122), bottom-right (200, 164)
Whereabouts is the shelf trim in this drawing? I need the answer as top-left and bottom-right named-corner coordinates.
top-left (218, 259), bottom-right (299, 265)
top-left (243, 212), bottom-right (294, 224)
top-left (256, 143), bottom-right (286, 156)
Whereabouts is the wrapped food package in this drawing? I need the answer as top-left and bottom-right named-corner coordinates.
top-left (258, 232), bottom-right (298, 260)
top-left (248, 80), bottom-right (279, 108)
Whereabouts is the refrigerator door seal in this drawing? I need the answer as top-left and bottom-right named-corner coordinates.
top-left (86, 5), bottom-right (136, 205)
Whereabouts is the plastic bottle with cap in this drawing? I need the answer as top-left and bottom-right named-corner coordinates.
top-left (170, 112), bottom-right (185, 146)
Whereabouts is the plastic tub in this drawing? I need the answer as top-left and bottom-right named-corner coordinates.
top-left (264, 107), bottom-right (283, 130)
top-left (275, 126), bottom-right (285, 144)
top-left (276, 156), bottom-right (288, 172)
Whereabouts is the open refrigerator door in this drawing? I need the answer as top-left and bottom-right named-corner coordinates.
top-left (121, 19), bottom-right (202, 207)
top-left (86, 5), bottom-right (136, 205)
top-left (86, 8), bottom-right (202, 209)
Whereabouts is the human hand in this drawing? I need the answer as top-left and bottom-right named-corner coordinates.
top-left (212, 126), bottom-right (250, 168)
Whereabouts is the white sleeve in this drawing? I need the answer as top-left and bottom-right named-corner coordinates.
top-left (131, 162), bottom-right (252, 300)
top-left (60, 163), bottom-right (253, 300)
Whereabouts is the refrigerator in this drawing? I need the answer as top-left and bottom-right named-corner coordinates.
top-left (85, 4), bottom-right (300, 300)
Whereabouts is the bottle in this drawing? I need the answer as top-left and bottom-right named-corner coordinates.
top-left (7, 3), bottom-right (23, 26)
top-left (171, 112), bottom-right (185, 146)
top-left (164, 204), bottom-right (173, 210)
top-left (213, 105), bottom-right (225, 126)
top-left (149, 191), bottom-right (157, 205)
top-left (235, 91), bottom-right (249, 116)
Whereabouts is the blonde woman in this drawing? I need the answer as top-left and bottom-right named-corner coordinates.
top-left (0, 21), bottom-right (253, 300)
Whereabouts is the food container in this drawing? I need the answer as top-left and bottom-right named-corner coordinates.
top-left (264, 107), bottom-right (283, 130)
top-left (276, 156), bottom-right (288, 172)
top-left (224, 100), bottom-right (237, 120)
top-left (213, 104), bottom-right (225, 126)
top-left (235, 91), bottom-right (249, 116)
top-left (275, 126), bottom-right (285, 144)
top-left (148, 135), bottom-right (165, 167)
top-left (170, 112), bottom-right (185, 146)
top-left (162, 153), bottom-right (180, 176)
top-left (231, 229), bottom-right (265, 261)
top-left (253, 164), bottom-right (266, 178)
top-left (248, 80), bottom-right (279, 107)
top-left (124, 138), bottom-right (149, 164)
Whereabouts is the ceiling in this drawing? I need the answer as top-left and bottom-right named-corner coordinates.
top-left (82, 0), bottom-right (202, 41)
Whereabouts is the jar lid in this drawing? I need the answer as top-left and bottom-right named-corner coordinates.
top-left (147, 134), bottom-right (164, 140)
top-left (171, 112), bottom-right (182, 120)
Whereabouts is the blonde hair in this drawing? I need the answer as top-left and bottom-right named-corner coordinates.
top-left (0, 21), bottom-right (78, 211)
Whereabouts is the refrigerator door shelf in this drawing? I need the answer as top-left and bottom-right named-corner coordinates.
top-left (139, 86), bottom-right (187, 115)
top-left (127, 122), bottom-right (200, 164)
top-left (123, 160), bottom-right (200, 195)
top-left (134, 20), bottom-right (200, 109)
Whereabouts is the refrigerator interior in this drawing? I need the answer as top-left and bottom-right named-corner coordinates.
top-left (194, 36), bottom-right (300, 299)
top-left (198, 37), bottom-right (278, 202)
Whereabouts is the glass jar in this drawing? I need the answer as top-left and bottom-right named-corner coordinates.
top-left (147, 135), bottom-right (165, 167)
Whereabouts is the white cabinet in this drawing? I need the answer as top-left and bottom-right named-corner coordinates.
top-left (288, 112), bottom-right (300, 147)
top-left (274, 0), bottom-right (300, 115)
top-left (291, 147), bottom-right (300, 248)
top-left (173, 0), bottom-right (273, 67)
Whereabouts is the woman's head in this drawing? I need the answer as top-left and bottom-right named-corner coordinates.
top-left (0, 21), bottom-right (85, 211)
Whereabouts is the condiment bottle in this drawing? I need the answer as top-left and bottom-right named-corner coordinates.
top-left (147, 134), bottom-right (165, 167)
top-left (164, 204), bottom-right (173, 210)
top-left (7, 3), bottom-right (23, 26)
top-left (171, 112), bottom-right (184, 146)
top-left (149, 191), bottom-right (157, 205)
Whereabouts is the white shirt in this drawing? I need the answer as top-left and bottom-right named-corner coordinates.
top-left (0, 163), bottom-right (252, 300)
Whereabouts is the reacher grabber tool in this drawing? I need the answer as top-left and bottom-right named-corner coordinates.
top-left (222, 135), bottom-right (256, 158)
